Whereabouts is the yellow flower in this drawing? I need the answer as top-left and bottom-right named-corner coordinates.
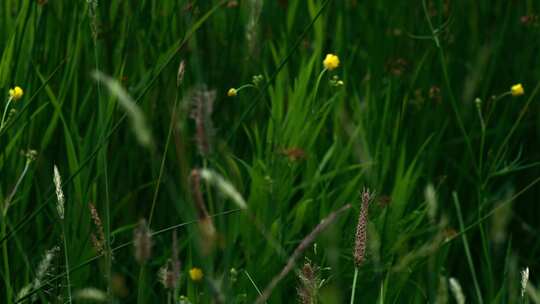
top-left (323, 54), bottom-right (340, 71)
top-left (189, 267), bottom-right (203, 282)
top-left (511, 83), bottom-right (524, 97)
top-left (8, 86), bottom-right (23, 100)
top-left (227, 88), bottom-right (237, 97)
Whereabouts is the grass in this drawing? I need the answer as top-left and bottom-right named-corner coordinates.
top-left (1, 0), bottom-right (539, 303)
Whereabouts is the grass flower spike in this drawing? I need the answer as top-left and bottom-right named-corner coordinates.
top-left (189, 267), bottom-right (203, 281)
top-left (323, 54), bottom-right (340, 70)
top-left (511, 83), bottom-right (524, 96)
top-left (53, 165), bottom-right (65, 220)
top-left (8, 86), bottom-right (23, 100)
top-left (354, 188), bottom-right (372, 267)
top-left (227, 88), bottom-right (237, 97)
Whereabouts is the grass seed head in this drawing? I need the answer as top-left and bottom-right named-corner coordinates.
top-left (297, 260), bottom-right (321, 304)
top-left (133, 219), bottom-right (152, 264)
top-left (354, 188), bottom-right (372, 267)
top-left (190, 89), bottom-right (216, 156)
top-left (89, 203), bottom-right (106, 255)
top-left (53, 165), bottom-right (65, 220)
top-left (177, 60), bottom-right (186, 88)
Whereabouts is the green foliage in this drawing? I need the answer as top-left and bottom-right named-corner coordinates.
top-left (1, 0), bottom-right (539, 303)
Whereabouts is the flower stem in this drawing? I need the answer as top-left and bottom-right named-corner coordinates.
top-left (350, 267), bottom-right (359, 304)
top-left (62, 223), bottom-right (72, 303)
top-left (1, 217), bottom-right (12, 304)
top-left (0, 97), bottom-right (13, 131)
top-left (311, 68), bottom-right (327, 114)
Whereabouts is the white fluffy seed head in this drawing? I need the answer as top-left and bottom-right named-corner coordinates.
top-left (34, 246), bottom-right (60, 291)
top-left (53, 165), bottom-right (65, 220)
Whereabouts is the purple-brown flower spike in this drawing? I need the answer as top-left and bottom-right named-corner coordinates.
top-left (354, 188), bottom-right (372, 267)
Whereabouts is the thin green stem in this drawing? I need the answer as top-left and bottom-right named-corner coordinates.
top-left (452, 192), bottom-right (483, 304)
top-left (3, 160), bottom-right (31, 216)
top-left (0, 97), bottom-right (13, 131)
top-left (350, 267), bottom-right (359, 304)
top-left (148, 91), bottom-right (180, 227)
top-left (137, 265), bottom-right (146, 304)
top-left (1, 159), bottom-right (31, 303)
top-left (311, 68), bottom-right (327, 114)
top-left (475, 101), bottom-right (486, 178)
top-left (236, 83), bottom-right (256, 92)
top-left (1, 217), bottom-right (12, 304)
top-left (61, 223), bottom-right (72, 303)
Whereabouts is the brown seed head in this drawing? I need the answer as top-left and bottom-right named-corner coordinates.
top-left (354, 188), bottom-right (372, 267)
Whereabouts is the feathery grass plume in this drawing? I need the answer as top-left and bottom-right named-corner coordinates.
top-left (16, 248), bottom-right (58, 302)
top-left (189, 169), bottom-right (217, 250)
top-left (255, 204), bottom-right (352, 304)
top-left (92, 70), bottom-right (153, 147)
top-left (354, 188), bottom-right (372, 267)
top-left (297, 260), bottom-right (322, 304)
top-left (73, 287), bottom-right (107, 302)
top-left (133, 219), bottom-right (153, 264)
top-left (89, 203), bottom-right (106, 256)
top-left (53, 165), bottom-right (65, 220)
top-left (16, 284), bottom-right (32, 302)
top-left (86, 0), bottom-right (99, 41)
top-left (199, 168), bottom-right (247, 209)
top-left (177, 60), bottom-right (186, 88)
top-left (159, 232), bottom-right (181, 289)
top-left (449, 277), bottom-right (465, 304)
top-left (522, 267), bottom-right (530, 298)
top-left (158, 259), bottom-right (177, 289)
top-left (245, 0), bottom-right (263, 56)
top-left (190, 88), bottom-right (216, 156)
top-left (31, 246), bottom-right (60, 300)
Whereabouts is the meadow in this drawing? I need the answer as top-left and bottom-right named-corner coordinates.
top-left (1, 0), bottom-right (539, 303)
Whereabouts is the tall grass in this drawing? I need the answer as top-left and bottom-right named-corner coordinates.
top-left (1, 0), bottom-right (539, 303)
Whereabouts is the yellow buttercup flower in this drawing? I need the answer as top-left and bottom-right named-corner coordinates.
top-left (227, 88), bottom-right (237, 97)
top-left (8, 86), bottom-right (24, 100)
top-left (510, 83), bottom-right (524, 97)
top-left (189, 267), bottom-right (203, 282)
top-left (323, 54), bottom-right (340, 71)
